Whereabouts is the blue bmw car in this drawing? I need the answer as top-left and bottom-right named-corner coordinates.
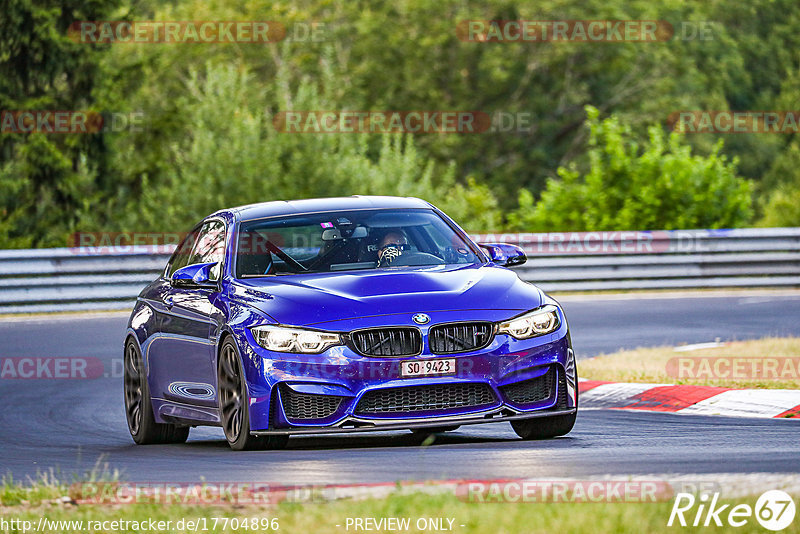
top-left (124, 196), bottom-right (578, 450)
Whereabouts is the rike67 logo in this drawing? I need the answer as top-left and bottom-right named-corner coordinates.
top-left (669, 490), bottom-right (796, 531)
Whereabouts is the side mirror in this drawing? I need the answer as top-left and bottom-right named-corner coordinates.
top-left (171, 262), bottom-right (220, 288)
top-left (479, 243), bottom-right (527, 267)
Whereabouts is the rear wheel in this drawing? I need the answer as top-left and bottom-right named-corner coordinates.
top-left (123, 339), bottom-right (189, 444)
top-left (218, 338), bottom-right (288, 451)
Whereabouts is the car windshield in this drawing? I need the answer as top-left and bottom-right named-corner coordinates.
top-left (235, 209), bottom-right (481, 277)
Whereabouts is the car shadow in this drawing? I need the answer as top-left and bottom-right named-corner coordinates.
top-left (180, 429), bottom-right (577, 452)
top-left (288, 430), bottom-right (519, 450)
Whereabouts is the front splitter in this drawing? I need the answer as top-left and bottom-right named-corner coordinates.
top-left (252, 408), bottom-right (577, 436)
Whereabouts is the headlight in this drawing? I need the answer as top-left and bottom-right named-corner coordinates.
top-left (250, 325), bottom-right (342, 354)
top-left (496, 305), bottom-right (560, 339)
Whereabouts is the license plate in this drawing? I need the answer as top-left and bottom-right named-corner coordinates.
top-left (400, 358), bottom-right (456, 377)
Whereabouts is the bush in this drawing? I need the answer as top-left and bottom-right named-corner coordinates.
top-left (125, 63), bottom-right (501, 233)
top-left (508, 106), bottom-right (753, 231)
top-left (758, 143), bottom-right (800, 227)
top-left (759, 186), bottom-right (800, 227)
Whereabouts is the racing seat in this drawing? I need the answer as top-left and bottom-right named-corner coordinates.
top-left (357, 234), bottom-right (381, 264)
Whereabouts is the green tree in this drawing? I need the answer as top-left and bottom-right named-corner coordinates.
top-left (125, 63), bottom-right (501, 232)
top-left (508, 106), bottom-right (752, 231)
top-left (759, 143), bottom-right (800, 227)
top-left (7, 0), bottom-right (800, 248)
top-left (0, 0), bottom-right (120, 247)
top-left (99, 0), bottom-right (753, 212)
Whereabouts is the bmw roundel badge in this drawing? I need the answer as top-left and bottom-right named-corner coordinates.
top-left (412, 313), bottom-right (430, 325)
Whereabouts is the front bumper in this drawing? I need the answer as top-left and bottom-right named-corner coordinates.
top-left (252, 407), bottom-right (577, 435)
top-left (240, 316), bottom-right (577, 433)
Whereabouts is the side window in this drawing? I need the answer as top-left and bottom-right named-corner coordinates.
top-left (187, 220), bottom-right (226, 280)
top-left (166, 227), bottom-right (202, 278)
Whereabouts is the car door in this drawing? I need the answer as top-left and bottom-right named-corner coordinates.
top-left (149, 220), bottom-right (226, 408)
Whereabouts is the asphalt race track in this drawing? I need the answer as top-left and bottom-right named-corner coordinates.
top-left (1, 292), bottom-right (799, 484)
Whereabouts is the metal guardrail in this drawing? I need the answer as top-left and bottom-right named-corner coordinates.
top-left (0, 248), bottom-right (172, 314)
top-left (0, 228), bottom-right (798, 313)
top-left (470, 227), bottom-right (800, 292)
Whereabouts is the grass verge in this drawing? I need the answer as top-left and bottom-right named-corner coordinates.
top-left (580, 336), bottom-right (800, 389)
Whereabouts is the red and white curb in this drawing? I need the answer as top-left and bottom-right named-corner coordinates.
top-left (579, 380), bottom-right (800, 419)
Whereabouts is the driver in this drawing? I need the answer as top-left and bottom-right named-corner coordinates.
top-left (377, 230), bottom-right (408, 267)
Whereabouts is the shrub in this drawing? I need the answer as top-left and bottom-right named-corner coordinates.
top-left (508, 106), bottom-right (753, 231)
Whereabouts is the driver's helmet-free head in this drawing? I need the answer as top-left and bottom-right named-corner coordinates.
top-left (377, 230), bottom-right (408, 267)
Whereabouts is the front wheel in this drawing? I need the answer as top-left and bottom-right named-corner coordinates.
top-left (123, 339), bottom-right (189, 444)
top-left (512, 356), bottom-right (578, 440)
top-left (510, 412), bottom-right (576, 440)
top-left (218, 338), bottom-right (288, 451)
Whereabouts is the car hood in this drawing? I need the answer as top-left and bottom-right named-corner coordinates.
top-left (230, 264), bottom-right (542, 327)
top-left (231, 265), bottom-right (542, 326)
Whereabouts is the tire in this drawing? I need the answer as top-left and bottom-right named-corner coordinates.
top-left (510, 412), bottom-right (576, 440)
top-left (218, 338), bottom-right (288, 451)
top-left (411, 425), bottom-right (460, 435)
top-left (124, 339), bottom-right (189, 445)
top-left (512, 355), bottom-right (578, 440)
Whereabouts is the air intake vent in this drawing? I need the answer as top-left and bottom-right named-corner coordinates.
top-left (429, 322), bottom-right (494, 354)
top-left (556, 370), bottom-right (568, 409)
top-left (350, 328), bottom-right (421, 357)
top-left (501, 367), bottom-right (556, 405)
top-left (355, 383), bottom-right (497, 415)
top-left (280, 386), bottom-right (343, 421)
